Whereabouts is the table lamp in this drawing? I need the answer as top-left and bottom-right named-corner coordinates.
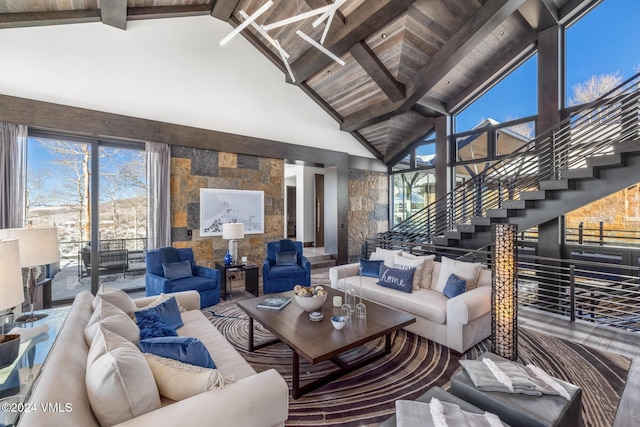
top-left (0, 239), bottom-right (25, 368)
top-left (222, 223), bottom-right (244, 265)
top-left (0, 227), bottom-right (59, 323)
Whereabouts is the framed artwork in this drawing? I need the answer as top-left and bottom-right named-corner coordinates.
top-left (200, 189), bottom-right (264, 236)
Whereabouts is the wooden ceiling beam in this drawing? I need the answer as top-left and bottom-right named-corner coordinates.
top-left (101, 0), bottom-right (127, 30)
top-left (349, 41), bottom-right (405, 102)
top-left (384, 117), bottom-right (435, 165)
top-left (340, 0), bottom-right (527, 132)
top-left (211, 0), bottom-right (242, 21)
top-left (0, 10), bottom-right (100, 29)
top-left (128, 5), bottom-right (213, 21)
top-left (290, 0), bottom-right (415, 84)
top-left (350, 131), bottom-right (384, 160)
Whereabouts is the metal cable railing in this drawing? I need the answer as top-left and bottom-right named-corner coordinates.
top-left (386, 72), bottom-right (640, 245)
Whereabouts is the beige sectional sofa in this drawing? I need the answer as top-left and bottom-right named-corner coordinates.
top-left (21, 290), bottom-right (289, 427)
top-left (329, 249), bottom-right (492, 354)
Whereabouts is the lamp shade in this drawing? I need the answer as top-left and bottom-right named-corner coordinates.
top-left (0, 239), bottom-right (25, 312)
top-left (222, 223), bottom-right (245, 240)
top-left (0, 227), bottom-right (59, 268)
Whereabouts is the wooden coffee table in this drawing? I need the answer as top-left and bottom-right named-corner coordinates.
top-left (237, 287), bottom-right (415, 399)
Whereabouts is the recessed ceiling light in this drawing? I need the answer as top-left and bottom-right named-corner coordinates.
top-left (327, 70), bottom-right (332, 75)
top-left (499, 31), bottom-right (505, 36)
top-left (381, 33), bottom-right (387, 39)
top-left (446, 81), bottom-right (450, 85)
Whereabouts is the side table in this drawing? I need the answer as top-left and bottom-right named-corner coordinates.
top-left (1, 306), bottom-right (70, 426)
top-left (215, 262), bottom-right (259, 300)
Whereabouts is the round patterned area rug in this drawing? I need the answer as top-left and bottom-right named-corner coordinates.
top-left (205, 300), bottom-right (461, 427)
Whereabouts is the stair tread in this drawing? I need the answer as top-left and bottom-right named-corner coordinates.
top-left (586, 153), bottom-right (623, 168)
top-left (539, 179), bottom-right (572, 191)
top-left (563, 167), bottom-right (598, 179)
top-left (613, 139), bottom-right (640, 154)
top-left (520, 191), bottom-right (547, 200)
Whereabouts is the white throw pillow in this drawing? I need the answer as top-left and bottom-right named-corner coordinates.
top-left (92, 285), bottom-right (138, 315)
top-left (394, 254), bottom-right (425, 291)
top-left (370, 247), bottom-right (402, 267)
top-left (401, 252), bottom-right (436, 289)
top-left (86, 327), bottom-right (161, 427)
top-left (84, 299), bottom-right (140, 347)
top-left (434, 257), bottom-right (482, 293)
top-left (144, 353), bottom-right (235, 401)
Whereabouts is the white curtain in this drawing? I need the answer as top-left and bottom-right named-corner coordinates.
top-left (146, 141), bottom-right (171, 250)
top-left (0, 122), bottom-right (28, 229)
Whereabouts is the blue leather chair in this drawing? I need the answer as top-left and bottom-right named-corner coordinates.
top-left (145, 247), bottom-right (220, 308)
top-left (262, 240), bottom-right (311, 294)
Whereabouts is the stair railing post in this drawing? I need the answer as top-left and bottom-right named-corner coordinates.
top-left (569, 264), bottom-right (575, 322)
top-left (578, 222), bottom-right (584, 245)
top-left (599, 221), bottom-right (604, 245)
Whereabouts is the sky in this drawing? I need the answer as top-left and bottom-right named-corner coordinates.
top-left (455, 0), bottom-right (640, 132)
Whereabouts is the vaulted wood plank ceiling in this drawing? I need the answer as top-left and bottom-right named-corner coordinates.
top-left (0, 0), bottom-right (599, 164)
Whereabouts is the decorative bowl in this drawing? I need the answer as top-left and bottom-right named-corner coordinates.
top-left (331, 316), bottom-right (347, 330)
top-left (294, 294), bottom-right (327, 312)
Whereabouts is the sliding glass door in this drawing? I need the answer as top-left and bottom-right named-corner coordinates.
top-left (26, 133), bottom-right (147, 304)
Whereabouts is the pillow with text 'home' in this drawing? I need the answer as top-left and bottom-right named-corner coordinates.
top-left (377, 264), bottom-right (415, 293)
top-left (394, 254), bottom-right (425, 291)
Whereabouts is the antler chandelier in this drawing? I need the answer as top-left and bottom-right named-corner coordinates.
top-left (219, 0), bottom-right (349, 82)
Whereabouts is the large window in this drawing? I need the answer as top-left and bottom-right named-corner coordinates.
top-left (454, 55), bottom-right (537, 133)
top-left (391, 140), bottom-right (436, 226)
top-left (27, 134), bottom-right (146, 303)
top-left (566, 0), bottom-right (640, 108)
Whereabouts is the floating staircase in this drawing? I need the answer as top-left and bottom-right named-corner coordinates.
top-left (378, 72), bottom-right (640, 251)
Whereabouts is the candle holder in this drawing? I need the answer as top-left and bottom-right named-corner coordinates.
top-left (355, 265), bottom-right (366, 319)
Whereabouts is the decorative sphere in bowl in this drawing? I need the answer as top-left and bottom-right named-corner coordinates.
top-left (331, 316), bottom-right (347, 330)
top-left (294, 293), bottom-right (327, 312)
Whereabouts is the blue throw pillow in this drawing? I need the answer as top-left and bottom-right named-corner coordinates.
top-left (134, 296), bottom-right (184, 330)
top-left (140, 336), bottom-right (215, 369)
top-left (378, 264), bottom-right (415, 293)
top-left (162, 260), bottom-right (193, 280)
top-left (443, 274), bottom-right (467, 299)
top-left (360, 258), bottom-right (383, 278)
top-left (137, 311), bottom-right (178, 340)
top-left (276, 251), bottom-right (298, 265)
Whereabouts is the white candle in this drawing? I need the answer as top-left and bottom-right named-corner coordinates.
top-left (333, 296), bottom-right (342, 307)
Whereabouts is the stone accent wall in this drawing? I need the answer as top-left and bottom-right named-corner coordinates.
top-left (170, 146), bottom-right (284, 269)
top-left (348, 169), bottom-right (388, 262)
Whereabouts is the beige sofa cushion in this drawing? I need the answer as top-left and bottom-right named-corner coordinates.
top-left (84, 298), bottom-right (140, 347)
top-left (144, 353), bottom-right (235, 401)
top-left (434, 257), bottom-right (482, 292)
top-left (359, 278), bottom-right (448, 325)
top-left (394, 254), bottom-right (425, 291)
top-left (370, 247), bottom-right (402, 267)
top-left (178, 310), bottom-right (256, 382)
top-left (86, 327), bottom-right (161, 427)
top-left (402, 253), bottom-right (436, 289)
top-left (92, 284), bottom-right (138, 315)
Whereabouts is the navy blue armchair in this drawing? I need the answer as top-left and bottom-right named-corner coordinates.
top-left (262, 240), bottom-right (311, 294)
top-left (145, 247), bottom-right (220, 308)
